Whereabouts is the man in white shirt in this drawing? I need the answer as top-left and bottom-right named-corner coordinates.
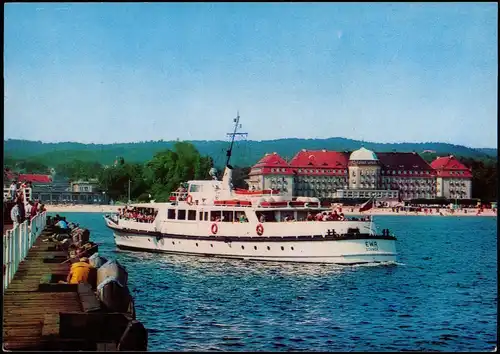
top-left (10, 203), bottom-right (20, 226)
top-left (25, 201), bottom-right (32, 218)
top-left (9, 182), bottom-right (17, 201)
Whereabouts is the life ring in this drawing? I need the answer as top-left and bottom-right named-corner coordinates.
top-left (211, 223), bottom-right (218, 235)
top-left (256, 224), bottom-right (264, 236)
top-left (186, 195), bottom-right (193, 205)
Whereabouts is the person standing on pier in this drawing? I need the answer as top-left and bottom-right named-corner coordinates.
top-left (10, 202), bottom-right (20, 226)
top-left (9, 181), bottom-right (17, 201)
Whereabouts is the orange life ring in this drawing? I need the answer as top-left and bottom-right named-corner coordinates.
top-left (186, 195), bottom-right (193, 205)
top-left (256, 224), bottom-right (264, 236)
top-left (211, 223), bottom-right (218, 235)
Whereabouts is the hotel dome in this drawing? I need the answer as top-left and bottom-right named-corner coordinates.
top-left (349, 147), bottom-right (378, 161)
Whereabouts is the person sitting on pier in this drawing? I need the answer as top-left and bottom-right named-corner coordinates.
top-left (55, 218), bottom-right (69, 230)
top-left (66, 257), bottom-right (92, 284)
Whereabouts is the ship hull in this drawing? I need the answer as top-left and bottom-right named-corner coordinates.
top-left (108, 226), bottom-right (397, 265)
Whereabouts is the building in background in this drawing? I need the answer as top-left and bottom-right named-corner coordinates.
top-left (430, 155), bottom-right (473, 199)
top-left (288, 149), bottom-right (348, 198)
top-left (3, 169), bottom-right (107, 204)
top-left (247, 152), bottom-right (294, 197)
top-left (336, 147), bottom-right (400, 200)
top-left (71, 179), bottom-right (100, 193)
top-left (249, 147), bottom-right (470, 201)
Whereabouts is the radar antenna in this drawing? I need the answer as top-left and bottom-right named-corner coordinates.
top-left (225, 111), bottom-right (247, 167)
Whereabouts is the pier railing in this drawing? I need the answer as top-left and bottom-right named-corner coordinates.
top-left (3, 211), bottom-right (47, 290)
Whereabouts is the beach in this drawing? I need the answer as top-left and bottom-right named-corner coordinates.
top-left (44, 204), bottom-right (497, 217)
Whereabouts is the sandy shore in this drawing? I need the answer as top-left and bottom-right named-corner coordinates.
top-left (44, 204), bottom-right (497, 217)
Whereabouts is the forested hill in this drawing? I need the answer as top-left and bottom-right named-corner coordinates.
top-left (4, 138), bottom-right (497, 168)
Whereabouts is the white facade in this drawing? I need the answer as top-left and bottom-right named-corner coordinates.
top-left (436, 177), bottom-right (472, 199)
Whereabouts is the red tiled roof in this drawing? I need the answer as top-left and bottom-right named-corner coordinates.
top-left (250, 152), bottom-right (294, 176)
top-left (18, 174), bottom-right (53, 183)
top-left (430, 156), bottom-right (472, 178)
top-left (253, 152), bottom-right (289, 168)
top-left (289, 150), bottom-right (349, 169)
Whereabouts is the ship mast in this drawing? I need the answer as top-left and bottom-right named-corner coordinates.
top-left (225, 112), bottom-right (247, 168)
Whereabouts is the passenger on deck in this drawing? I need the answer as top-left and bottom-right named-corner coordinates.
top-left (306, 212), bottom-right (314, 221)
top-left (315, 213), bottom-right (323, 221)
top-left (259, 214), bottom-right (266, 223)
top-left (339, 213), bottom-right (345, 221)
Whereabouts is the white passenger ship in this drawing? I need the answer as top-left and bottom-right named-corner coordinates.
top-left (104, 116), bottom-right (397, 264)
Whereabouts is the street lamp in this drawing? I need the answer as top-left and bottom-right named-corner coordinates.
top-left (102, 191), bottom-right (106, 205)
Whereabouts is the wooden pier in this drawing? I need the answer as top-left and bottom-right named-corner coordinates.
top-left (3, 220), bottom-right (147, 351)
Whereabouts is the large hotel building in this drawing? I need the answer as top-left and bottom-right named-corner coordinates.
top-left (247, 147), bottom-right (473, 201)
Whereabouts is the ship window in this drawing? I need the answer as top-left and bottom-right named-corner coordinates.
top-left (189, 184), bottom-right (201, 192)
top-left (222, 211), bottom-right (234, 222)
top-left (291, 246), bottom-right (294, 250)
top-left (256, 211), bottom-right (278, 222)
top-left (188, 210), bottom-right (196, 220)
top-left (199, 212), bottom-right (203, 220)
top-left (210, 210), bottom-right (222, 221)
top-left (196, 243), bottom-right (199, 247)
top-left (177, 209), bottom-right (186, 220)
top-left (167, 209), bottom-right (176, 220)
top-left (211, 244), bottom-right (213, 247)
top-left (241, 245), bottom-right (245, 249)
top-left (267, 246), bottom-right (271, 250)
top-left (281, 246), bottom-right (284, 251)
top-left (204, 212), bottom-right (208, 221)
top-left (254, 246), bottom-right (257, 250)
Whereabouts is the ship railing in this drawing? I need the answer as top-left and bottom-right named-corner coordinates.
top-left (3, 212), bottom-right (47, 290)
top-left (169, 191), bottom-right (188, 201)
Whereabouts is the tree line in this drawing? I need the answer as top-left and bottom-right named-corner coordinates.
top-left (3, 142), bottom-right (497, 202)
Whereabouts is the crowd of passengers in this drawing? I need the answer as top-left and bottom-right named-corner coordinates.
top-left (255, 210), bottom-right (371, 223)
top-left (118, 207), bottom-right (158, 223)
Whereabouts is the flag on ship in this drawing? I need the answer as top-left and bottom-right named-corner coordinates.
top-left (359, 197), bottom-right (375, 212)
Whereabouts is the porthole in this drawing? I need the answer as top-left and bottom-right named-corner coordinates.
top-left (211, 244), bottom-right (213, 247)
top-left (267, 246), bottom-right (270, 250)
top-left (172, 241), bottom-right (175, 245)
top-left (148, 238), bottom-right (151, 242)
top-left (291, 247), bottom-right (294, 251)
top-left (241, 245), bottom-right (245, 250)
top-left (254, 246), bottom-right (257, 250)
top-left (281, 246), bottom-right (284, 251)
top-left (196, 243), bottom-right (199, 247)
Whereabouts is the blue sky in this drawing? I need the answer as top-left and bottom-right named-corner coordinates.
top-left (4, 2), bottom-right (498, 148)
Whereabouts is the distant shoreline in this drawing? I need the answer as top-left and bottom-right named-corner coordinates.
top-left (44, 204), bottom-right (497, 217)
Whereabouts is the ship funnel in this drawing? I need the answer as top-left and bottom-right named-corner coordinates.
top-left (221, 165), bottom-right (233, 193)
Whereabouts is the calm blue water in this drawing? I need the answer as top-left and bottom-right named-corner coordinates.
top-left (51, 213), bottom-right (497, 351)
